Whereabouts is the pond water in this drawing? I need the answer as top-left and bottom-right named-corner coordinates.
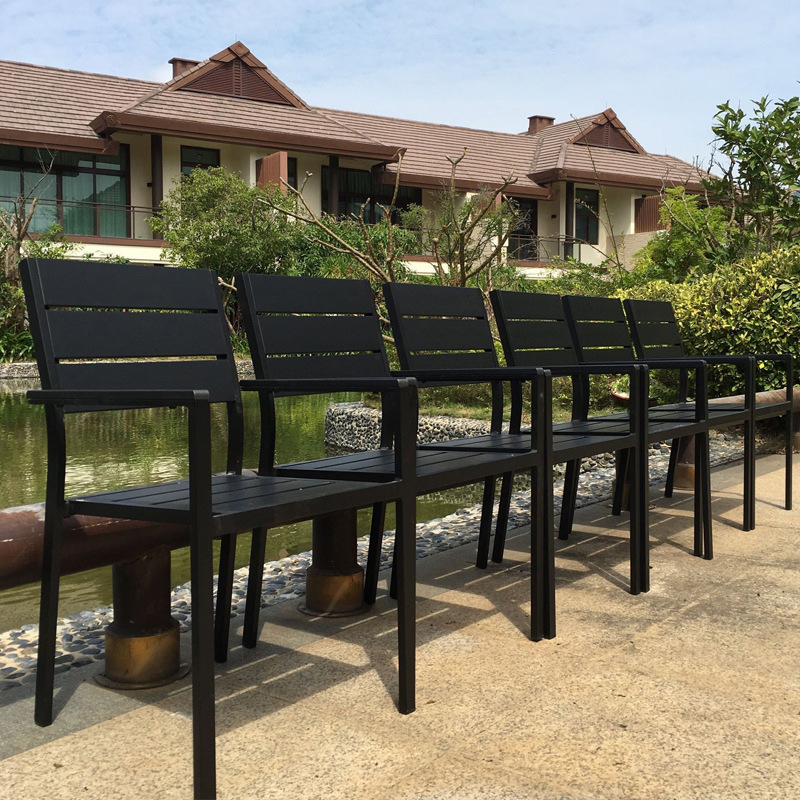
top-left (0, 383), bottom-right (479, 631)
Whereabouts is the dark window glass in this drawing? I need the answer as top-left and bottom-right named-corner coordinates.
top-left (321, 166), bottom-right (421, 221)
top-left (0, 145), bottom-right (130, 237)
top-left (287, 157), bottom-right (298, 190)
top-left (181, 146), bottom-right (220, 176)
top-left (507, 198), bottom-right (539, 261)
top-left (575, 188), bottom-right (599, 244)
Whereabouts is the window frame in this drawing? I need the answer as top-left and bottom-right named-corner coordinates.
top-left (574, 187), bottom-right (600, 245)
top-left (180, 145), bottom-right (221, 177)
top-left (0, 144), bottom-right (131, 238)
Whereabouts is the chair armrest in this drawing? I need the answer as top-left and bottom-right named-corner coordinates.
top-left (240, 377), bottom-right (417, 394)
top-left (28, 389), bottom-right (211, 408)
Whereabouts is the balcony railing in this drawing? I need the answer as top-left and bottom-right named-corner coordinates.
top-left (0, 196), bottom-right (156, 240)
top-left (507, 234), bottom-right (583, 263)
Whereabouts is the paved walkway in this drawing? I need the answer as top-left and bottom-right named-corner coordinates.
top-left (0, 455), bottom-right (798, 799)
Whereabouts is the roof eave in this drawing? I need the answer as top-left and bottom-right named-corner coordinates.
top-left (529, 167), bottom-right (704, 193)
top-left (0, 127), bottom-right (119, 155)
top-left (381, 169), bottom-right (549, 198)
top-left (91, 111), bottom-right (404, 161)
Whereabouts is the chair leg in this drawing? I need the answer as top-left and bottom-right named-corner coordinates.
top-left (364, 502), bottom-right (388, 605)
top-left (664, 437), bottom-right (680, 498)
top-left (189, 521), bottom-right (217, 799)
top-left (530, 465), bottom-right (545, 642)
top-left (558, 459), bottom-right (580, 541)
top-left (242, 528), bottom-right (267, 649)
top-left (612, 450), bottom-right (629, 516)
top-left (394, 495), bottom-right (416, 715)
top-left (475, 477), bottom-right (497, 569)
top-left (701, 432), bottom-right (713, 560)
top-left (786, 410), bottom-right (793, 511)
top-left (693, 435), bottom-right (704, 557)
top-left (541, 460), bottom-right (556, 640)
top-left (34, 512), bottom-right (64, 728)
top-left (743, 416), bottom-right (755, 531)
top-left (491, 472), bottom-right (514, 564)
top-left (213, 534), bottom-right (237, 663)
top-left (389, 533), bottom-right (399, 600)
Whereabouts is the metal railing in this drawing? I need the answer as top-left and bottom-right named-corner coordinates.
top-left (0, 196), bottom-right (156, 240)
top-left (507, 234), bottom-right (583, 263)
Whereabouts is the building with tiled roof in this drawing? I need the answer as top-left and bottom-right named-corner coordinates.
top-left (0, 41), bottom-right (704, 269)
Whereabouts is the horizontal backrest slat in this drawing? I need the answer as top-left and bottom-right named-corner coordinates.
top-left (399, 318), bottom-right (491, 352)
top-left (572, 321), bottom-right (631, 349)
top-left (20, 259), bottom-right (238, 406)
top-left (564, 295), bottom-right (626, 323)
top-left (405, 351), bottom-right (498, 371)
top-left (48, 311), bottom-right (230, 359)
top-left (635, 323), bottom-right (684, 348)
top-left (57, 360), bottom-right (235, 406)
top-left (562, 295), bottom-right (635, 363)
top-left (257, 315), bottom-right (383, 356)
top-left (30, 259), bottom-right (220, 310)
top-left (505, 320), bottom-right (574, 351)
top-left (237, 274), bottom-right (390, 380)
top-left (262, 353), bottom-right (389, 379)
top-left (493, 291), bottom-right (566, 322)
top-left (240, 273), bottom-right (377, 314)
top-left (641, 345), bottom-right (686, 359)
top-left (625, 299), bottom-right (676, 323)
top-left (383, 282), bottom-right (497, 371)
top-left (385, 282), bottom-right (487, 318)
top-left (512, 348), bottom-right (578, 367)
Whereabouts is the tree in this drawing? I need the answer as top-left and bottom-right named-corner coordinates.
top-left (704, 94), bottom-right (800, 259)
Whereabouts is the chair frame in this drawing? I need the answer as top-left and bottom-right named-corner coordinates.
top-left (232, 272), bottom-right (554, 642)
top-left (21, 258), bottom-right (418, 800)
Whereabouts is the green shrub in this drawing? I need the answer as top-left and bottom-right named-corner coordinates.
top-left (618, 246), bottom-right (800, 395)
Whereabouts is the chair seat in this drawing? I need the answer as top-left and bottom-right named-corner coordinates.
top-left (277, 447), bottom-right (533, 492)
top-left (69, 473), bottom-right (398, 534)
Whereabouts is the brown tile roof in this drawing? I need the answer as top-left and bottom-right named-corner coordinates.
top-left (0, 59), bottom-right (156, 151)
top-left (0, 49), bottom-right (704, 192)
top-left (320, 107), bottom-right (548, 197)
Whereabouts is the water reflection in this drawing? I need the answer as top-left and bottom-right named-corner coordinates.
top-left (0, 385), bottom-right (479, 630)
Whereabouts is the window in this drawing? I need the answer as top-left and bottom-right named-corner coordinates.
top-left (181, 146), bottom-right (220, 176)
top-left (321, 166), bottom-right (421, 221)
top-left (287, 157), bottom-right (298, 190)
top-left (0, 144), bottom-right (130, 237)
top-left (507, 198), bottom-right (538, 261)
top-left (575, 188), bottom-right (599, 244)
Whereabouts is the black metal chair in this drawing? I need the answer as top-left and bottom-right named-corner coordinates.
top-left (562, 295), bottom-right (736, 556)
top-left (231, 273), bottom-right (552, 642)
top-left (623, 298), bottom-right (793, 530)
top-left (20, 258), bottom-right (418, 800)
top-left (383, 281), bottom-right (650, 606)
top-left (491, 289), bottom-right (714, 566)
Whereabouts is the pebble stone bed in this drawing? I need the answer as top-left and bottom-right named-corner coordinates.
top-left (0, 419), bottom-right (746, 692)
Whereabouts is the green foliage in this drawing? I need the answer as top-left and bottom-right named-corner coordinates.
top-left (704, 94), bottom-right (800, 259)
top-left (632, 188), bottom-right (730, 281)
top-left (22, 224), bottom-right (76, 260)
top-left (0, 282), bottom-right (33, 361)
top-left (618, 246), bottom-right (800, 395)
top-left (152, 167), bottom-right (305, 282)
top-left (532, 257), bottom-right (646, 297)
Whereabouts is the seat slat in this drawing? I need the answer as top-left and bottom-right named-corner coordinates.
top-left (47, 310), bottom-right (229, 359)
top-left (564, 295), bottom-right (627, 323)
top-left (625, 299), bottom-right (676, 323)
top-left (404, 351), bottom-right (497, 371)
top-left (496, 291), bottom-right (565, 321)
top-left (635, 322), bottom-right (683, 348)
top-left (506, 320), bottom-right (574, 351)
top-left (572, 321), bottom-right (632, 349)
top-left (262, 353), bottom-right (389, 380)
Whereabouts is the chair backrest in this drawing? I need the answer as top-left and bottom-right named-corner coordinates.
top-left (490, 290), bottom-right (579, 367)
top-left (383, 282), bottom-right (498, 371)
top-left (562, 295), bottom-right (636, 363)
top-left (623, 299), bottom-right (687, 359)
top-left (236, 273), bottom-right (390, 379)
top-left (20, 258), bottom-right (239, 411)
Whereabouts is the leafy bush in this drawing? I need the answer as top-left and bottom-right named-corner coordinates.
top-left (618, 246), bottom-right (800, 395)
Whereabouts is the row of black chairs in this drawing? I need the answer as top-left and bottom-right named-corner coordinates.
top-left (21, 259), bottom-right (793, 799)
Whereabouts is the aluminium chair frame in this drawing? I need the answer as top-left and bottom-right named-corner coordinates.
top-left (21, 258), bottom-right (418, 800)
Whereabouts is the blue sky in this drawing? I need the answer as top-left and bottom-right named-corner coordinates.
top-left (2, 0), bottom-right (798, 166)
